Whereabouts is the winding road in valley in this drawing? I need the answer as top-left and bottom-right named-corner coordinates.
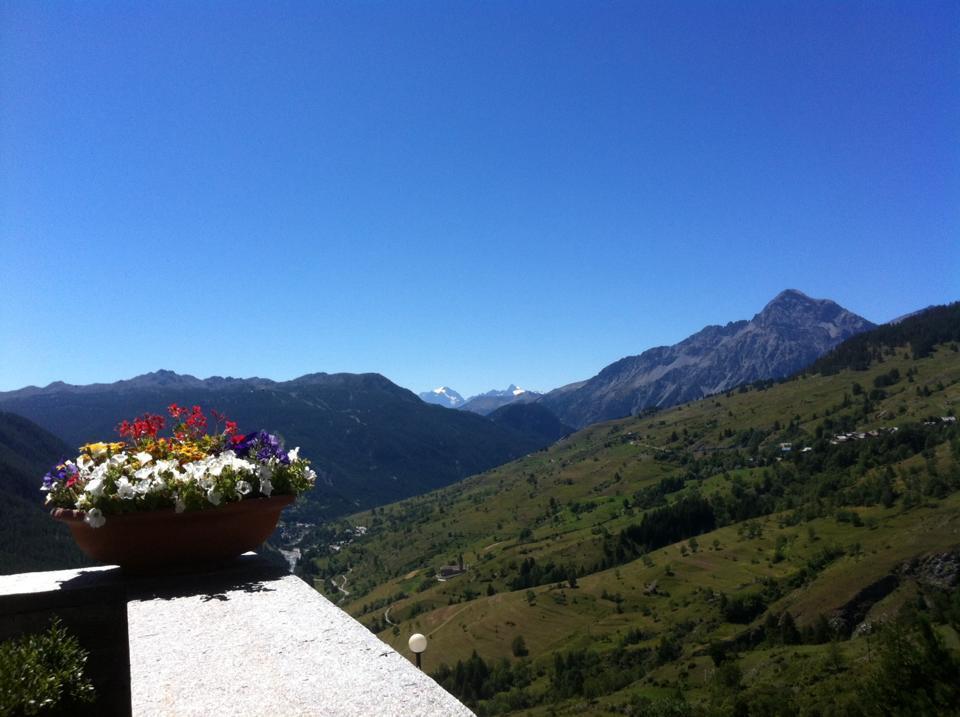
top-left (334, 568), bottom-right (353, 597)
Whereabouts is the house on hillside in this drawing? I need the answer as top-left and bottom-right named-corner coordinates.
top-left (437, 554), bottom-right (467, 580)
top-left (437, 564), bottom-right (467, 580)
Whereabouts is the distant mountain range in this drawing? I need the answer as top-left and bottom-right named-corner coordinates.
top-left (0, 372), bottom-right (558, 522)
top-left (461, 385), bottom-right (542, 415)
top-left (419, 384), bottom-right (543, 415)
top-left (541, 290), bottom-right (875, 428)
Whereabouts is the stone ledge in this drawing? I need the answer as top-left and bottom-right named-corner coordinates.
top-left (0, 554), bottom-right (474, 717)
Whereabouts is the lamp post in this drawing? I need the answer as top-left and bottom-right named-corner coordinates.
top-left (408, 633), bottom-right (428, 670)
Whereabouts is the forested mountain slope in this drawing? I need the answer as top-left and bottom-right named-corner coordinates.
top-left (300, 314), bottom-right (959, 716)
top-left (0, 412), bottom-right (91, 573)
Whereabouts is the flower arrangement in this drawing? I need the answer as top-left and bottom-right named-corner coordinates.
top-left (42, 404), bottom-right (316, 529)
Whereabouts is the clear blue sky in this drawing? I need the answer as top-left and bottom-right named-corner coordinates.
top-left (2, 1), bottom-right (957, 397)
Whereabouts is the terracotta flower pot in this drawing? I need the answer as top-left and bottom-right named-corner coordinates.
top-left (51, 494), bottom-right (295, 573)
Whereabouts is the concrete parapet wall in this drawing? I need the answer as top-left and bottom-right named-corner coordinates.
top-left (0, 554), bottom-right (474, 716)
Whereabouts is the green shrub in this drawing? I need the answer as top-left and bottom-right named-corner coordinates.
top-left (0, 618), bottom-right (95, 715)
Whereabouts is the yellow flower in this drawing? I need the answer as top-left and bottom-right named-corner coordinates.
top-left (143, 438), bottom-right (170, 459)
top-left (80, 442), bottom-right (110, 456)
top-left (79, 441), bottom-right (127, 457)
top-left (172, 443), bottom-right (206, 464)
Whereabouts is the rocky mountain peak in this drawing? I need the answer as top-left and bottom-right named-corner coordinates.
top-left (541, 290), bottom-right (876, 428)
top-left (753, 290), bottom-right (867, 336)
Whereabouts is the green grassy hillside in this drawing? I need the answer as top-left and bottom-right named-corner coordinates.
top-left (300, 338), bottom-right (960, 716)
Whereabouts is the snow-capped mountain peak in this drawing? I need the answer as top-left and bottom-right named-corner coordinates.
top-left (420, 383), bottom-right (541, 413)
top-left (418, 386), bottom-right (465, 408)
top-left (474, 384), bottom-right (527, 399)
top-left (459, 384), bottom-right (543, 415)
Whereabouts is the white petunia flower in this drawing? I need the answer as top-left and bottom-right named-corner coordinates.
top-left (84, 477), bottom-right (105, 497)
top-left (287, 447), bottom-right (300, 462)
top-left (77, 455), bottom-right (95, 474)
top-left (116, 477), bottom-right (136, 500)
top-left (181, 461), bottom-right (201, 482)
top-left (206, 489), bottom-right (222, 506)
top-left (76, 494), bottom-right (91, 510)
top-left (154, 459), bottom-right (180, 476)
top-left (236, 480), bottom-right (252, 496)
top-left (304, 467), bottom-right (317, 485)
top-left (84, 508), bottom-right (106, 528)
top-left (108, 452), bottom-right (128, 467)
top-left (135, 451), bottom-right (153, 465)
top-left (259, 477), bottom-right (273, 497)
top-left (174, 495), bottom-right (186, 513)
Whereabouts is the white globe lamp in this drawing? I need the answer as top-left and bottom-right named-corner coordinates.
top-left (408, 633), bottom-right (428, 669)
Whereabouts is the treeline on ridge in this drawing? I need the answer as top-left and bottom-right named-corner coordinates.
top-left (809, 302), bottom-right (960, 375)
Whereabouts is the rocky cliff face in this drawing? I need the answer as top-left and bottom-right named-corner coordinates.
top-left (541, 290), bottom-right (875, 428)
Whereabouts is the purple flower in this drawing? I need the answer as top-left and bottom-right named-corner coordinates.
top-left (234, 430), bottom-right (289, 463)
top-left (232, 432), bottom-right (257, 458)
top-left (41, 461), bottom-right (77, 490)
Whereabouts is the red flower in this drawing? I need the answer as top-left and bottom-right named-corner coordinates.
top-left (185, 405), bottom-right (207, 436)
top-left (116, 413), bottom-right (165, 440)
